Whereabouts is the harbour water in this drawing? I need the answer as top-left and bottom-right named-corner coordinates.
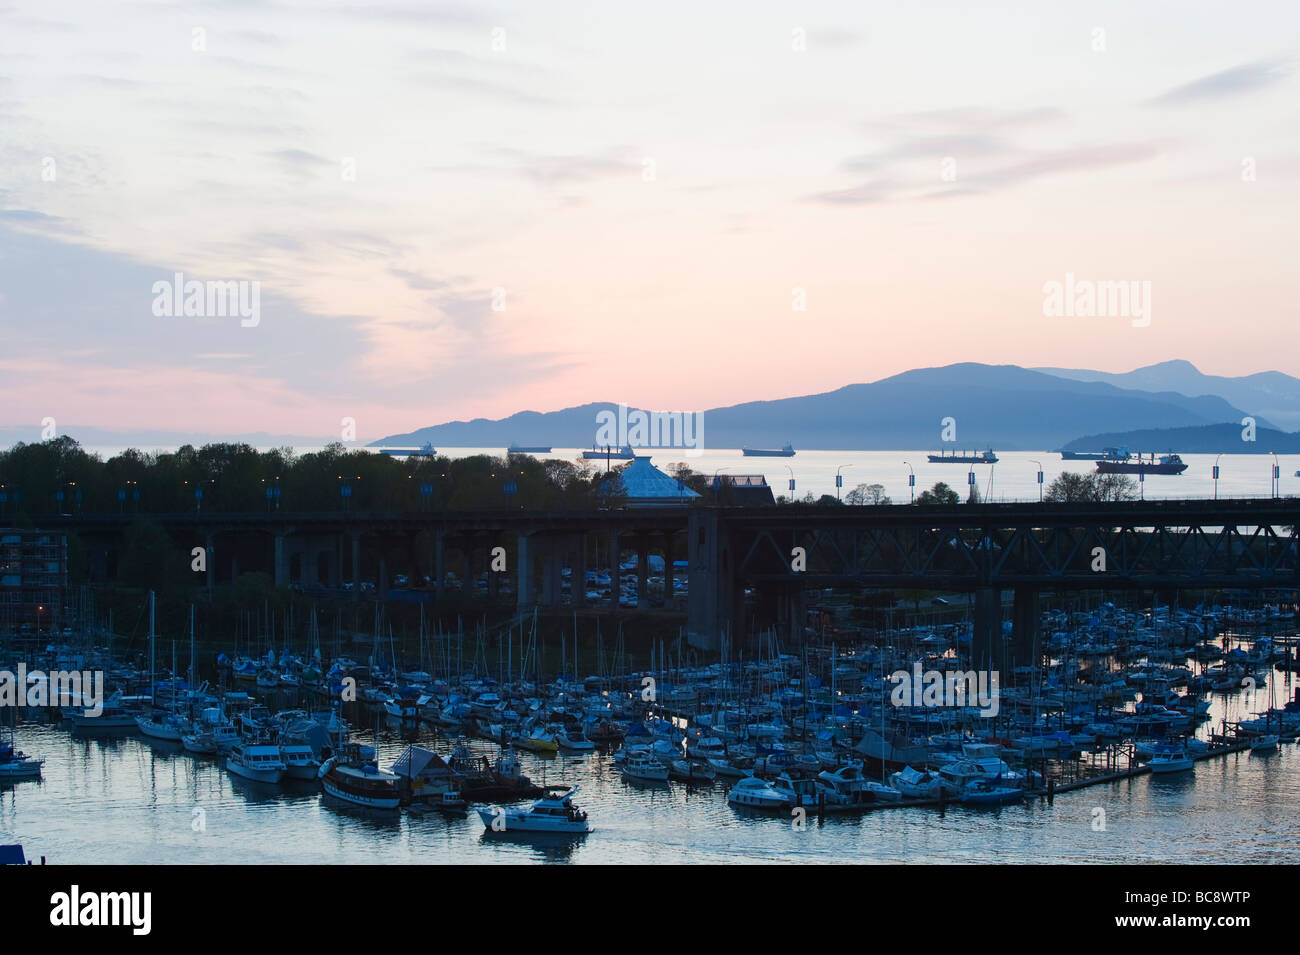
top-left (4, 673), bottom-right (1299, 865)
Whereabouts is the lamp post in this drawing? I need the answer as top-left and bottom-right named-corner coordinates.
top-left (903, 461), bottom-right (915, 503)
top-left (1270, 451), bottom-right (1280, 499)
top-left (783, 465), bottom-right (795, 503)
top-left (339, 475), bottom-right (359, 513)
top-left (835, 464), bottom-right (853, 501)
top-left (1029, 459), bottom-right (1043, 503)
top-left (262, 476), bottom-right (281, 512)
top-left (1213, 453), bottom-right (1223, 501)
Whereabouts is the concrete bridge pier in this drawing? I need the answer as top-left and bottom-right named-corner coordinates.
top-left (350, 532), bottom-right (361, 600)
top-left (686, 510), bottom-right (735, 653)
top-left (636, 536), bottom-right (649, 612)
top-left (1011, 585), bottom-right (1041, 671)
top-left (606, 530), bottom-right (620, 610)
top-left (971, 586), bottom-right (1001, 673)
top-left (516, 532), bottom-right (534, 609)
top-left (573, 533), bottom-right (587, 608)
top-left (274, 533), bottom-right (289, 588)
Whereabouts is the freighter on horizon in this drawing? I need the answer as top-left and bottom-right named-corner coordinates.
top-left (1096, 452), bottom-right (1188, 475)
top-left (927, 448), bottom-right (998, 464)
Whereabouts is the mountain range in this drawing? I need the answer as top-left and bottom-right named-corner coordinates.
top-left (374, 361), bottom-right (1300, 453)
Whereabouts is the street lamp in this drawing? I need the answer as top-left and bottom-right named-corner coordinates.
top-left (1270, 451), bottom-right (1280, 499)
top-left (262, 476), bottom-right (281, 512)
top-left (1029, 459), bottom-right (1043, 503)
top-left (903, 461), bottom-right (915, 503)
top-left (783, 465), bottom-right (795, 503)
top-left (1213, 453), bottom-right (1223, 500)
top-left (711, 467), bottom-right (734, 504)
top-left (835, 464), bottom-right (853, 501)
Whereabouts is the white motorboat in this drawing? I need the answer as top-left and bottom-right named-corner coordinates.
top-left (0, 730), bottom-right (44, 781)
top-left (622, 750), bottom-right (669, 781)
top-left (889, 765), bottom-right (957, 799)
top-left (554, 724), bottom-right (596, 751)
top-left (1147, 743), bottom-right (1195, 774)
top-left (135, 709), bottom-right (187, 742)
top-left (727, 775), bottom-right (790, 810)
top-left (770, 772), bottom-right (820, 806)
top-left (225, 743), bottom-right (286, 784)
top-left (1249, 734), bottom-right (1279, 753)
top-left (280, 744), bottom-right (321, 780)
top-left (477, 785), bottom-right (592, 833)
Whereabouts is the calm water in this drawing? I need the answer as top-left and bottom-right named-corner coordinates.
top-left (4, 675), bottom-right (1299, 864)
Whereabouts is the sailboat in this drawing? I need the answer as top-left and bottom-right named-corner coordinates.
top-left (136, 593), bottom-right (188, 742)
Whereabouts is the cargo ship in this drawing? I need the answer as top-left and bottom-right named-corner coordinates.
top-left (927, 449), bottom-right (997, 464)
top-left (1060, 446), bottom-right (1129, 462)
top-left (581, 445), bottom-right (635, 460)
top-left (742, 444), bottom-right (795, 457)
top-left (1096, 452), bottom-right (1187, 476)
top-left (508, 444), bottom-right (552, 454)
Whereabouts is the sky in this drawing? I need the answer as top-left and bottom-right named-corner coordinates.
top-left (1, 0), bottom-right (1297, 444)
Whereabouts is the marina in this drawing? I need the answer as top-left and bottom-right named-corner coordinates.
top-left (3, 592), bottom-right (1300, 863)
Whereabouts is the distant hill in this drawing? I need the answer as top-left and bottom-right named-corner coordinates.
top-left (374, 362), bottom-right (1267, 452)
top-left (1062, 422), bottom-right (1300, 454)
top-left (1036, 359), bottom-right (1300, 431)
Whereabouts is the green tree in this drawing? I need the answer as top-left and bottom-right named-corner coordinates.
top-left (916, 482), bottom-right (960, 505)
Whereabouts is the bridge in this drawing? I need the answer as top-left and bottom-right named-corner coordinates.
top-left (27, 497), bottom-right (1300, 661)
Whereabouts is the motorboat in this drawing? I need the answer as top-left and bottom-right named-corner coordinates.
top-left (319, 745), bottom-right (401, 809)
top-left (621, 750), bottom-right (669, 782)
top-left (1147, 743), bottom-right (1195, 774)
top-left (280, 744), bottom-right (322, 780)
top-left (476, 785), bottom-right (592, 833)
top-left (225, 743), bottom-right (286, 784)
top-left (554, 724), bottom-right (596, 751)
top-left (959, 778), bottom-right (1025, 805)
top-left (514, 722), bottom-right (559, 753)
top-left (1249, 734), bottom-right (1279, 753)
top-left (0, 730), bottom-right (44, 781)
top-left (727, 776), bottom-right (790, 810)
top-left (889, 765), bottom-right (956, 799)
top-left (668, 759), bottom-right (717, 783)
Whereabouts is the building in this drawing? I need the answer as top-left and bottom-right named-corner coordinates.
top-left (614, 457), bottom-right (701, 507)
top-left (0, 529), bottom-right (68, 635)
top-left (708, 474), bottom-right (775, 506)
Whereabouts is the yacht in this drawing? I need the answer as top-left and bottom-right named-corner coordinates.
top-left (1148, 743), bottom-right (1195, 774)
top-left (280, 744), bottom-right (322, 780)
top-left (621, 750), bottom-right (669, 782)
top-left (225, 743), bottom-right (287, 784)
top-left (477, 785), bottom-right (592, 833)
top-left (0, 730), bottom-right (44, 781)
top-left (889, 765), bottom-right (957, 799)
top-left (726, 776), bottom-right (790, 810)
